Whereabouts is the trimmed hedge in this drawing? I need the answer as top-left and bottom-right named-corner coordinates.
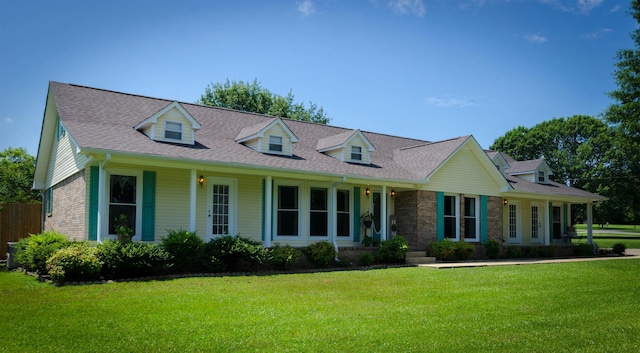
top-left (301, 241), bottom-right (336, 268)
top-left (375, 236), bottom-right (408, 263)
top-left (161, 229), bottom-right (204, 273)
top-left (98, 240), bottom-right (172, 279)
top-left (202, 235), bottom-right (269, 272)
top-left (15, 231), bottom-right (70, 274)
top-left (46, 243), bottom-right (103, 284)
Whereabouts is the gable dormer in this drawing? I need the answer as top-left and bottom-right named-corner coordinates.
top-left (316, 129), bottom-right (375, 164)
top-left (135, 101), bottom-right (201, 145)
top-left (490, 152), bottom-right (510, 173)
top-left (536, 161), bottom-right (553, 184)
top-left (235, 118), bottom-right (299, 156)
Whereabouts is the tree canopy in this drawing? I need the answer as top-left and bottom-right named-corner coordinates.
top-left (197, 79), bottom-right (331, 124)
top-left (0, 147), bottom-right (40, 204)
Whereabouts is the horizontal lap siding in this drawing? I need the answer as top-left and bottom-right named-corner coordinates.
top-left (155, 108), bottom-right (194, 144)
top-left (155, 168), bottom-right (191, 240)
top-left (428, 145), bottom-right (502, 196)
top-left (46, 133), bottom-right (90, 188)
top-left (236, 175), bottom-right (262, 241)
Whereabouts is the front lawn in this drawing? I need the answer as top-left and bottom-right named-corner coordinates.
top-left (2, 259), bottom-right (639, 352)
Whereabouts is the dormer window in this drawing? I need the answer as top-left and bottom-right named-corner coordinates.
top-left (164, 121), bottom-right (182, 140)
top-left (351, 146), bottom-right (362, 161)
top-left (538, 171), bottom-right (545, 183)
top-left (269, 135), bottom-right (283, 152)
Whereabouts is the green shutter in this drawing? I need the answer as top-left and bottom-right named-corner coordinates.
top-left (480, 195), bottom-right (488, 244)
top-left (549, 202), bottom-right (554, 242)
top-left (436, 192), bottom-right (444, 240)
top-left (89, 166), bottom-right (99, 241)
top-left (353, 187), bottom-right (361, 243)
top-left (141, 171), bottom-right (156, 241)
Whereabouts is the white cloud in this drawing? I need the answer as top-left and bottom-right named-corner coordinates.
top-left (425, 96), bottom-right (474, 108)
top-left (583, 28), bottom-right (612, 39)
top-left (608, 5), bottom-right (621, 14)
top-left (577, 0), bottom-right (603, 13)
top-left (525, 34), bottom-right (547, 43)
top-left (388, 0), bottom-right (426, 17)
top-left (3, 117), bottom-right (13, 123)
top-left (297, 0), bottom-right (315, 17)
top-left (538, 0), bottom-right (603, 14)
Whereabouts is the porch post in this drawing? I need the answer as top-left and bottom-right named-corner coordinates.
top-left (381, 185), bottom-right (387, 241)
top-left (97, 154), bottom-right (110, 243)
top-left (189, 170), bottom-right (196, 232)
top-left (544, 199), bottom-right (550, 246)
top-left (264, 176), bottom-right (272, 247)
top-left (587, 202), bottom-right (593, 246)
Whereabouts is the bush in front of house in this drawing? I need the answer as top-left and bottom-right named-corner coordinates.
top-left (15, 230), bottom-right (71, 274)
top-left (301, 241), bottom-right (336, 268)
top-left (46, 243), bottom-right (103, 284)
top-left (268, 243), bottom-right (300, 271)
top-left (429, 239), bottom-right (457, 261)
top-left (505, 246), bottom-right (522, 259)
top-left (375, 236), bottom-right (408, 264)
top-left (161, 229), bottom-right (205, 273)
top-left (575, 242), bottom-right (594, 256)
top-left (454, 241), bottom-right (475, 260)
top-left (484, 239), bottom-right (501, 259)
top-left (358, 252), bottom-right (374, 266)
top-left (612, 243), bottom-right (626, 255)
top-left (202, 235), bottom-right (269, 272)
top-left (98, 240), bottom-right (172, 279)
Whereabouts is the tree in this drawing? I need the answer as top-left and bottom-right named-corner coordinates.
top-left (197, 79), bottom-right (331, 124)
top-left (604, 0), bottom-right (640, 225)
top-left (0, 147), bottom-right (40, 204)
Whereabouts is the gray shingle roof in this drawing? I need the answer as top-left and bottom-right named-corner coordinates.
top-left (507, 159), bottom-right (545, 174)
top-left (505, 175), bottom-right (606, 200)
top-left (316, 129), bottom-right (357, 151)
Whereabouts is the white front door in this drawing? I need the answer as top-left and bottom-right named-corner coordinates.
top-left (206, 177), bottom-right (237, 241)
top-left (507, 202), bottom-right (521, 244)
top-left (530, 202), bottom-right (544, 244)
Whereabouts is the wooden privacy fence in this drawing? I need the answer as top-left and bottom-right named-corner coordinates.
top-left (0, 203), bottom-right (42, 260)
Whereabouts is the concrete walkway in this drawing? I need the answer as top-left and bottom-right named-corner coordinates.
top-left (420, 249), bottom-right (640, 269)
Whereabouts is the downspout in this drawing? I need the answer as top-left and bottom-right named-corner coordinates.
top-left (97, 153), bottom-right (111, 243)
top-left (331, 177), bottom-right (347, 259)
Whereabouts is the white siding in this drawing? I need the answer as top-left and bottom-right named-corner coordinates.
top-left (260, 124), bottom-right (292, 155)
top-left (154, 107), bottom-right (194, 144)
top-left (46, 133), bottom-right (90, 188)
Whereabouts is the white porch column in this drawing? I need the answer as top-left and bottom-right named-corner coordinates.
top-left (587, 202), bottom-right (594, 245)
top-left (189, 170), bottom-right (197, 232)
top-left (330, 184), bottom-right (338, 254)
top-left (264, 176), bottom-right (272, 247)
top-left (96, 154), bottom-right (110, 243)
top-left (381, 185), bottom-right (387, 241)
top-left (544, 199), bottom-right (550, 246)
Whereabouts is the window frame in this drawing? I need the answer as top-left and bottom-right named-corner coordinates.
top-left (350, 145), bottom-right (362, 161)
top-left (268, 135), bottom-right (284, 153)
top-left (45, 187), bottom-right (53, 216)
top-left (443, 194), bottom-right (460, 241)
top-left (273, 180), bottom-right (302, 239)
top-left (336, 188), bottom-right (351, 238)
top-left (309, 186), bottom-right (329, 238)
top-left (106, 170), bottom-right (143, 241)
top-left (164, 121), bottom-right (183, 141)
top-left (463, 195), bottom-right (480, 242)
top-left (538, 170), bottom-right (545, 183)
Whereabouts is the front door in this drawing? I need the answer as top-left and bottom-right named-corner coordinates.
top-left (531, 203), bottom-right (544, 244)
top-left (206, 177), bottom-right (237, 241)
top-left (372, 191), bottom-right (382, 241)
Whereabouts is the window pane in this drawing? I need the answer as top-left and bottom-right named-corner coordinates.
top-left (278, 186), bottom-right (297, 209)
top-left (444, 196), bottom-right (455, 216)
top-left (337, 190), bottom-right (349, 212)
top-left (464, 218), bottom-right (476, 239)
top-left (269, 135), bottom-right (283, 152)
top-left (310, 212), bottom-right (328, 236)
top-left (444, 216), bottom-right (456, 238)
top-left (351, 146), bottom-right (362, 160)
top-left (278, 211), bottom-right (298, 236)
top-left (310, 188), bottom-right (327, 211)
top-left (465, 198), bottom-right (475, 217)
top-left (108, 205), bottom-right (136, 234)
top-left (337, 213), bottom-right (350, 237)
top-left (110, 175), bottom-right (136, 204)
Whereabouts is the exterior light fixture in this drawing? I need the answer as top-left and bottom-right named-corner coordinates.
top-left (391, 189), bottom-right (396, 198)
top-left (503, 199), bottom-right (508, 206)
top-left (199, 175), bottom-right (205, 188)
top-left (365, 188), bottom-right (370, 197)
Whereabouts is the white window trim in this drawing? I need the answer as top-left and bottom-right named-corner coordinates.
top-left (105, 169), bottom-right (143, 241)
top-left (530, 202), bottom-right (544, 244)
top-left (336, 187), bottom-right (353, 240)
top-left (350, 146), bottom-right (362, 162)
top-left (507, 200), bottom-right (522, 244)
top-left (444, 194), bottom-right (460, 241)
top-left (164, 121), bottom-right (183, 141)
top-left (273, 180), bottom-right (303, 239)
top-left (463, 195), bottom-right (480, 242)
top-left (538, 170), bottom-right (546, 183)
top-left (268, 135), bottom-right (284, 154)
top-left (206, 177), bottom-right (238, 241)
top-left (308, 184), bottom-right (331, 238)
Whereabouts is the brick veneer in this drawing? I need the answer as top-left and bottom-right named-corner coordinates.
top-left (43, 170), bottom-right (86, 241)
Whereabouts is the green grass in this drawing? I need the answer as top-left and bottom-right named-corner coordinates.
top-left (575, 223), bottom-right (640, 233)
top-left (572, 223), bottom-right (640, 248)
top-left (2, 260), bottom-right (640, 352)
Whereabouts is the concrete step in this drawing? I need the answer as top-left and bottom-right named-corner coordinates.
top-left (407, 251), bottom-right (427, 257)
top-left (406, 256), bottom-right (436, 264)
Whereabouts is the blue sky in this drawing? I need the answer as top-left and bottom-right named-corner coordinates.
top-left (0, 0), bottom-right (634, 156)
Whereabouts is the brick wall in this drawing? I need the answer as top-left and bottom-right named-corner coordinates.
top-left (487, 196), bottom-right (503, 242)
top-left (395, 190), bottom-right (437, 249)
top-left (44, 170), bottom-right (86, 241)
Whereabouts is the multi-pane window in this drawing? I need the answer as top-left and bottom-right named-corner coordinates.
top-left (109, 175), bottom-right (137, 235)
top-left (508, 204), bottom-right (517, 240)
top-left (269, 135), bottom-right (283, 152)
top-left (164, 121), bottom-right (182, 140)
top-left (277, 185), bottom-right (299, 236)
top-left (531, 206), bottom-right (539, 240)
top-left (45, 187), bottom-right (53, 216)
top-left (336, 190), bottom-right (350, 237)
top-left (464, 197), bottom-right (478, 240)
top-left (444, 195), bottom-right (457, 239)
top-left (211, 184), bottom-right (229, 235)
top-left (310, 188), bottom-right (328, 236)
top-left (538, 171), bottom-right (545, 183)
top-left (351, 146), bottom-right (362, 161)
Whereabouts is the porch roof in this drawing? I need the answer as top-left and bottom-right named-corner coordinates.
top-left (504, 175), bottom-right (606, 203)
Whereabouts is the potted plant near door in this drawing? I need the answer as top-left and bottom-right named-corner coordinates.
top-left (114, 214), bottom-right (134, 243)
top-left (361, 211), bottom-right (373, 229)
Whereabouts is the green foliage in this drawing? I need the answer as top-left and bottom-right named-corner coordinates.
top-left (429, 239), bottom-right (457, 261)
top-left (161, 229), bottom-right (204, 273)
top-left (361, 235), bottom-right (379, 247)
top-left (612, 243), bottom-right (627, 255)
top-left (358, 252), bottom-right (374, 266)
top-left (97, 241), bottom-right (171, 279)
top-left (527, 245), bottom-right (555, 258)
top-left (375, 236), bottom-right (408, 263)
top-left (267, 244), bottom-right (300, 271)
top-left (575, 242), bottom-right (594, 256)
top-left (301, 241), bottom-right (336, 268)
top-left (202, 235), bottom-right (269, 272)
top-left (484, 239), bottom-right (501, 259)
top-left (505, 246), bottom-right (522, 259)
top-left (197, 79), bottom-right (331, 124)
top-left (0, 147), bottom-right (40, 204)
top-left (15, 231), bottom-right (70, 274)
top-left (454, 241), bottom-right (475, 260)
top-left (46, 243), bottom-right (103, 284)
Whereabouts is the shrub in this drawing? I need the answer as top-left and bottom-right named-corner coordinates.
top-left (575, 242), bottom-right (594, 256)
top-left (358, 252), bottom-right (374, 266)
top-left (484, 239), bottom-right (501, 259)
top-left (301, 241), bottom-right (336, 268)
top-left (202, 236), bottom-right (268, 272)
top-left (268, 244), bottom-right (300, 271)
top-left (540, 245), bottom-right (555, 258)
top-left (454, 241), bottom-right (475, 260)
top-left (429, 239), bottom-right (457, 261)
top-left (375, 236), bottom-right (408, 264)
top-left (46, 243), bottom-right (103, 284)
top-left (15, 231), bottom-right (70, 274)
top-left (505, 246), bottom-right (522, 259)
top-left (161, 229), bottom-right (204, 273)
top-left (612, 243), bottom-right (626, 255)
top-left (98, 240), bottom-right (172, 279)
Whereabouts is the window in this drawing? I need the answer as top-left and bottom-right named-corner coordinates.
top-left (538, 171), bottom-right (545, 183)
top-left (164, 121), bottom-right (182, 140)
top-left (45, 187), bottom-right (53, 216)
top-left (464, 197), bottom-right (479, 241)
top-left (211, 184), bottom-right (230, 235)
top-left (508, 204), bottom-right (517, 240)
top-left (444, 195), bottom-right (458, 240)
top-left (269, 135), bottom-right (283, 152)
top-left (310, 188), bottom-right (328, 236)
top-left (56, 117), bottom-right (66, 140)
top-left (108, 174), bottom-right (137, 235)
top-left (351, 146), bottom-right (362, 161)
top-left (277, 185), bottom-right (299, 236)
top-left (336, 190), bottom-right (350, 237)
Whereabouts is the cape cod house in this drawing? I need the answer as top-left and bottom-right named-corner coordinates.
top-left (33, 82), bottom-right (605, 252)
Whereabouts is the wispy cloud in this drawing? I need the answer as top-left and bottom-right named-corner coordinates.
top-left (538, 0), bottom-right (604, 14)
top-left (297, 0), bottom-right (315, 17)
top-left (3, 117), bottom-right (13, 124)
top-left (577, 0), bottom-right (603, 13)
top-left (388, 0), bottom-right (426, 17)
top-left (425, 96), bottom-right (475, 108)
top-left (608, 5), bottom-right (621, 14)
top-left (583, 28), bottom-right (612, 39)
top-left (525, 34), bottom-right (547, 43)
